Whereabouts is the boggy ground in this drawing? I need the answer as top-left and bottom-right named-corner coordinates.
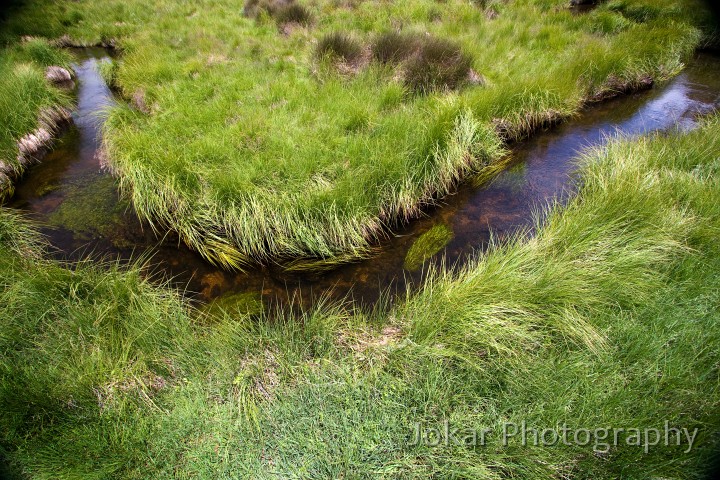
top-left (1, 0), bottom-right (713, 268)
top-left (1, 114), bottom-right (719, 478)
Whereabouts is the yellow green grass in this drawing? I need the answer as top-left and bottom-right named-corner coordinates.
top-left (1, 113), bottom-right (719, 478)
top-left (1, 0), bottom-right (711, 268)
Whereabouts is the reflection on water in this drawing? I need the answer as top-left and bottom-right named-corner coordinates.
top-left (8, 49), bottom-right (720, 310)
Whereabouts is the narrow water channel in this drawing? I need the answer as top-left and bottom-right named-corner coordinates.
top-left (8, 48), bottom-right (720, 310)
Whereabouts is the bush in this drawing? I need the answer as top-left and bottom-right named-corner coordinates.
top-left (403, 37), bottom-right (472, 93)
top-left (371, 31), bottom-right (419, 64)
top-left (316, 32), bottom-right (363, 64)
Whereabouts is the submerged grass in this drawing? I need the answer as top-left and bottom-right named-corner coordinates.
top-left (403, 223), bottom-right (454, 271)
top-left (1, 112), bottom-right (719, 477)
top-left (0, 0), bottom-right (710, 267)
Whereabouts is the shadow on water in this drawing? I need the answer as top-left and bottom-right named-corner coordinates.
top-left (8, 48), bottom-right (720, 311)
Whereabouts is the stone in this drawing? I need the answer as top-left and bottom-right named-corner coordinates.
top-left (17, 128), bottom-right (52, 165)
top-left (0, 172), bottom-right (12, 199)
top-left (0, 160), bottom-right (14, 176)
top-left (45, 66), bottom-right (73, 84)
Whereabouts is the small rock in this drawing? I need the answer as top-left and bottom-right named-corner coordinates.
top-left (45, 66), bottom-right (73, 84)
top-left (0, 172), bottom-right (12, 197)
top-left (53, 34), bottom-right (75, 48)
top-left (468, 69), bottom-right (486, 86)
top-left (39, 107), bottom-right (73, 130)
top-left (17, 128), bottom-right (52, 165)
top-left (0, 160), bottom-right (13, 176)
top-left (131, 90), bottom-right (151, 114)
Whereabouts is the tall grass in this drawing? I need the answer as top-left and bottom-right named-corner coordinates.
top-left (0, 0), bottom-right (707, 267)
top-left (1, 114), bottom-right (719, 477)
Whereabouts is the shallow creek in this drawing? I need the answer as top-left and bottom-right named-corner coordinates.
top-left (8, 48), bottom-right (720, 310)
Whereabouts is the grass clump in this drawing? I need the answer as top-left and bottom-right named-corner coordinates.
top-left (607, 0), bottom-right (662, 22)
top-left (2, 116), bottom-right (720, 477)
top-left (371, 31), bottom-right (419, 64)
top-left (316, 32), bottom-right (364, 64)
top-left (403, 223), bottom-right (454, 271)
top-left (243, 0), bottom-right (313, 28)
top-left (243, 0), bottom-right (292, 18)
top-left (403, 36), bottom-right (473, 93)
top-left (322, 29), bottom-right (475, 92)
top-left (275, 3), bottom-right (313, 26)
top-left (370, 31), bottom-right (475, 93)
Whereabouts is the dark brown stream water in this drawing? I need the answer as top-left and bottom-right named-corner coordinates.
top-left (8, 48), bottom-right (720, 311)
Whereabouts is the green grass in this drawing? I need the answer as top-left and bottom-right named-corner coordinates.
top-left (0, 1), bottom-right (718, 477)
top-left (2, 113), bottom-right (719, 478)
top-left (0, 37), bottom-right (72, 201)
top-left (0, 0), bottom-right (710, 267)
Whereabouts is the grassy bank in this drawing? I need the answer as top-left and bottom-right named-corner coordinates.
top-left (2, 114), bottom-right (719, 477)
top-left (1, 0), bottom-right (711, 267)
top-left (0, 37), bottom-right (73, 201)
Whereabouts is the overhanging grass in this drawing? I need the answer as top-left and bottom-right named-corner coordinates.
top-left (1, 115), bottom-right (719, 477)
top-left (1, 0), bottom-right (709, 268)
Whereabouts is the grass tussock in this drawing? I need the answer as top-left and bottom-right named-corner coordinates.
top-left (244, 0), bottom-right (313, 27)
top-left (370, 31), bottom-right (475, 92)
top-left (243, 0), bottom-right (291, 18)
top-left (371, 31), bottom-right (419, 64)
top-left (316, 32), bottom-right (364, 64)
top-left (274, 3), bottom-right (313, 26)
top-left (403, 36), bottom-right (473, 93)
top-left (1, 116), bottom-right (720, 477)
